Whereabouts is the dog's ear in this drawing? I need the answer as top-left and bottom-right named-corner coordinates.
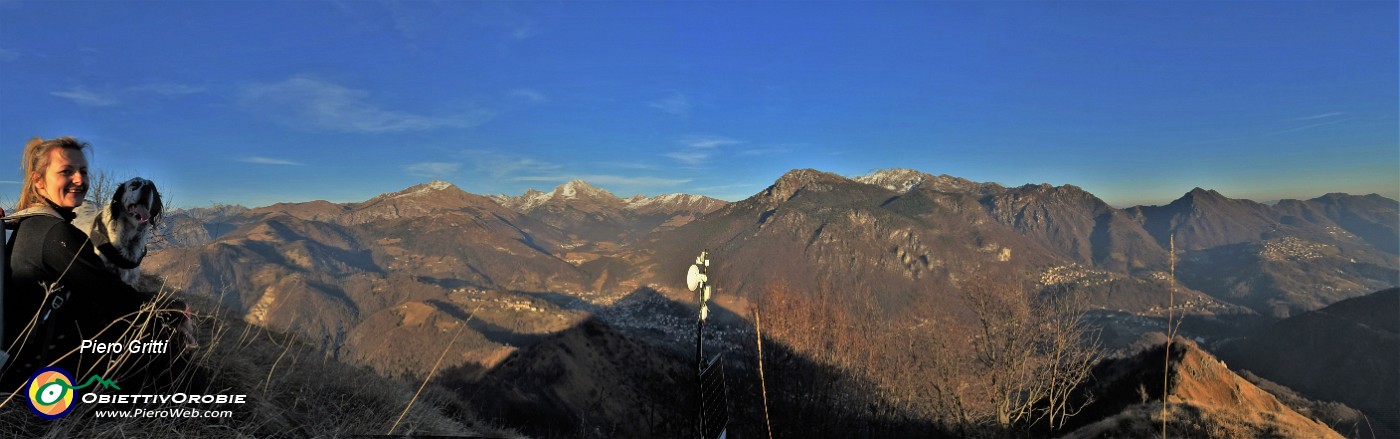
top-left (109, 179), bottom-right (128, 207)
top-left (150, 185), bottom-right (163, 222)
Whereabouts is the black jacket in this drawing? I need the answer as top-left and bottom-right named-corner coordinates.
top-left (2, 202), bottom-right (154, 389)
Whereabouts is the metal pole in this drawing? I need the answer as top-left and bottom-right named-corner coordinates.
top-left (689, 249), bottom-right (711, 438)
top-left (696, 250), bottom-right (707, 437)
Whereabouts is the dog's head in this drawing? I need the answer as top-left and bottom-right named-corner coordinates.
top-left (110, 177), bottom-right (162, 226)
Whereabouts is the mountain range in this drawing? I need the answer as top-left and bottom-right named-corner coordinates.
top-left (490, 179), bottom-right (725, 244)
top-left (141, 168), bottom-right (1397, 437)
top-left (636, 169), bottom-right (1394, 320)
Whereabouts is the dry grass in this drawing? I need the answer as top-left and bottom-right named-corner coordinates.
top-left (0, 279), bottom-right (523, 438)
top-left (1063, 402), bottom-right (1343, 439)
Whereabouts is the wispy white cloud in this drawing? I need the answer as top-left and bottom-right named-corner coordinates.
top-left (51, 82), bottom-right (204, 108)
top-left (130, 82), bottom-right (206, 97)
top-left (681, 135), bottom-right (742, 149)
top-left (240, 156), bottom-right (303, 166)
top-left (649, 93), bottom-right (692, 116)
top-left (459, 150), bottom-right (562, 179)
top-left (404, 162), bottom-right (462, 177)
top-left (240, 76), bottom-right (494, 133)
top-left (514, 174), bottom-right (691, 187)
top-left (739, 147), bottom-right (792, 156)
top-left (51, 87), bottom-right (119, 107)
top-left (667, 135), bottom-right (744, 166)
top-left (507, 88), bottom-right (548, 105)
top-left (600, 162), bottom-right (658, 171)
top-left (665, 150), bottom-right (712, 166)
top-left (0, 180), bottom-right (21, 184)
top-left (1291, 112), bottom-right (1343, 121)
top-left (738, 144), bottom-right (796, 156)
top-left (1270, 118), bottom-right (1349, 135)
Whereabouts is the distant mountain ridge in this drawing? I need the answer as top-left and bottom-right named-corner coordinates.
top-left (139, 171), bottom-right (1388, 374)
top-left (490, 179), bottom-right (726, 214)
top-left (853, 167), bottom-right (987, 194)
top-left (633, 168), bottom-right (1395, 321)
top-left (490, 179), bottom-right (726, 243)
top-left (141, 168), bottom-right (1396, 437)
top-left (246, 180), bottom-right (513, 226)
top-left (155, 170), bottom-right (1398, 322)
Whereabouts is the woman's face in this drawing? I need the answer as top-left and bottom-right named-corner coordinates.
top-left (34, 147), bottom-right (88, 208)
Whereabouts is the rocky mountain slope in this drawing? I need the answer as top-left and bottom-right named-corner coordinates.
top-left (636, 169), bottom-right (1245, 323)
top-left (631, 169), bottom-right (1396, 320)
top-left (143, 181), bottom-right (601, 377)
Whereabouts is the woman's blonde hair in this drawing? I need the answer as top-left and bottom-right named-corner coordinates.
top-left (18, 136), bottom-right (89, 210)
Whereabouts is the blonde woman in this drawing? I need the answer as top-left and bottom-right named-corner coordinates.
top-left (2, 137), bottom-right (188, 394)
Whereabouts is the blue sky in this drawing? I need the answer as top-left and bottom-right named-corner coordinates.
top-left (1, 1), bottom-right (1395, 208)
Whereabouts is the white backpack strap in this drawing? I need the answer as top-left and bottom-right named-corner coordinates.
top-left (2, 205), bottom-right (63, 228)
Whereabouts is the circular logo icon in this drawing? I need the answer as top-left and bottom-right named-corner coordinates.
top-left (26, 367), bottom-right (77, 419)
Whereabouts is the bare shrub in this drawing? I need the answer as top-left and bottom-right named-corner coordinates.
top-left (958, 263), bottom-right (1102, 432)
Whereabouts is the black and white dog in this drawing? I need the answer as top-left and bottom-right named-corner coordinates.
top-left (76, 177), bottom-right (163, 287)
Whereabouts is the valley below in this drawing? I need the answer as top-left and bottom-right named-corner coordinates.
top-left (116, 169), bottom-right (1400, 438)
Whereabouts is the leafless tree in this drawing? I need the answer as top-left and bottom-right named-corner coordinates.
top-left (87, 169), bottom-right (115, 207)
top-left (1039, 290), bottom-right (1101, 430)
top-left (959, 263), bottom-right (1102, 432)
top-left (753, 262), bottom-right (1101, 436)
top-left (924, 323), bottom-right (976, 435)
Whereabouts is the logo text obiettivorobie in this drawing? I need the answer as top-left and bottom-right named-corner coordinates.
top-left (24, 367), bottom-right (246, 420)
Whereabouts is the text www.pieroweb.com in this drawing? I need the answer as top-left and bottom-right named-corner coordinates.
top-left (83, 393), bottom-right (245, 419)
top-left (93, 408), bottom-right (234, 419)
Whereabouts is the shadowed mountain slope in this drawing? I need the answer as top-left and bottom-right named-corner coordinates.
top-left (1219, 288), bottom-right (1400, 436)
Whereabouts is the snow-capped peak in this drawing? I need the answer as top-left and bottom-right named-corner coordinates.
top-left (855, 168), bottom-right (927, 193)
top-left (493, 181), bottom-right (725, 213)
top-left (625, 193), bottom-right (694, 209)
top-left (624, 193), bottom-right (727, 214)
top-left (855, 168), bottom-right (981, 194)
top-left (559, 180), bottom-right (582, 198)
top-left (554, 180), bottom-right (616, 200)
top-left (514, 189), bottom-right (556, 210)
top-left (391, 180), bottom-right (458, 199)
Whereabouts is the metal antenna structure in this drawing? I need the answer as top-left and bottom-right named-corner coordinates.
top-left (687, 250), bottom-right (728, 439)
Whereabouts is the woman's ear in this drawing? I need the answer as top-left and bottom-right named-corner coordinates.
top-left (32, 171), bottom-right (44, 190)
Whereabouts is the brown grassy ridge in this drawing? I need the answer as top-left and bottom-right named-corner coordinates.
top-left (1054, 337), bottom-right (1343, 439)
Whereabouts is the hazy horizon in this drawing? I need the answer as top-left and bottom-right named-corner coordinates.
top-left (42, 169), bottom-right (1389, 213)
top-left (2, 1), bottom-right (1396, 209)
